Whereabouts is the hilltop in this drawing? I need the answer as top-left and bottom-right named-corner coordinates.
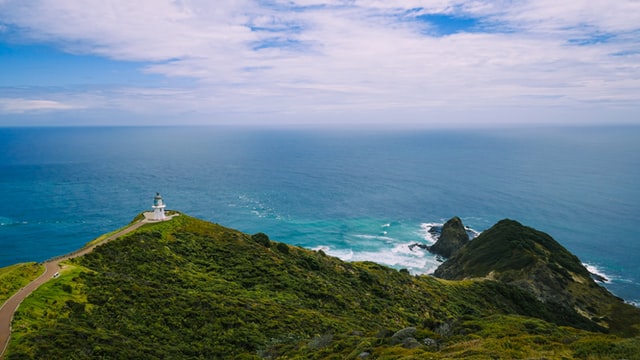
top-left (3, 214), bottom-right (640, 359)
top-left (434, 219), bottom-right (640, 337)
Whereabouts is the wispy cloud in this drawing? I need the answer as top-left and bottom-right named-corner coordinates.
top-left (0, 98), bottom-right (82, 113)
top-left (0, 0), bottom-right (639, 126)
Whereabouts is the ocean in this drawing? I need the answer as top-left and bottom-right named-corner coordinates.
top-left (0, 125), bottom-right (639, 305)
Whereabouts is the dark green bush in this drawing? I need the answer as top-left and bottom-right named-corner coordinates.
top-left (276, 242), bottom-right (289, 254)
top-left (251, 232), bottom-right (271, 248)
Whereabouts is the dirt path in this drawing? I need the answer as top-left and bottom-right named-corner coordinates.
top-left (0, 214), bottom-right (173, 358)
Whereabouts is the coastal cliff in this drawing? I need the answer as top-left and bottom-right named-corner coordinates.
top-left (434, 219), bottom-right (640, 337)
top-left (3, 214), bottom-right (640, 359)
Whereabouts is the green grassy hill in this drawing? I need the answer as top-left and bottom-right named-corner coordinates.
top-left (4, 214), bottom-right (640, 359)
top-left (434, 219), bottom-right (640, 338)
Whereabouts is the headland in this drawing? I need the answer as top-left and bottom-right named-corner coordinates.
top-left (1, 212), bottom-right (639, 359)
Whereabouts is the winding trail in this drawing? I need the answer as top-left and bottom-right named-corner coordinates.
top-left (0, 212), bottom-right (176, 358)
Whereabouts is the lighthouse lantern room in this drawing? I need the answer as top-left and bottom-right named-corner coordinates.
top-left (152, 192), bottom-right (166, 220)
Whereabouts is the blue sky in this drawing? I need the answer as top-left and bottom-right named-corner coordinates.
top-left (0, 0), bottom-right (639, 127)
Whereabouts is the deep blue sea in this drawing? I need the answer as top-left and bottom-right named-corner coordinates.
top-left (1, 126), bottom-right (639, 305)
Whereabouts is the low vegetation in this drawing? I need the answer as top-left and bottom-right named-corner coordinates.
top-left (0, 263), bottom-right (43, 305)
top-left (434, 219), bottom-right (640, 336)
top-left (4, 214), bottom-right (640, 359)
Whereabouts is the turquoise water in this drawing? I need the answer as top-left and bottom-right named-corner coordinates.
top-left (1, 126), bottom-right (639, 305)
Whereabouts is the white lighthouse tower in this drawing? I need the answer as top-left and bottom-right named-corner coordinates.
top-left (152, 192), bottom-right (166, 221)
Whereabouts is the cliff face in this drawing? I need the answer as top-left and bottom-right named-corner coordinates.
top-left (434, 219), bottom-right (640, 335)
top-left (428, 216), bottom-right (469, 258)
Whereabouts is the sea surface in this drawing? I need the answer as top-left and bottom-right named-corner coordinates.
top-left (1, 125), bottom-right (639, 305)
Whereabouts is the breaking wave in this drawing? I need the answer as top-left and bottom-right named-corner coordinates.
top-left (310, 219), bottom-right (482, 275)
top-left (583, 263), bottom-right (611, 282)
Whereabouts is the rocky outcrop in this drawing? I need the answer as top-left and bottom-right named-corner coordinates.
top-left (428, 216), bottom-right (469, 258)
top-left (434, 219), bottom-right (639, 332)
top-left (390, 327), bottom-right (420, 349)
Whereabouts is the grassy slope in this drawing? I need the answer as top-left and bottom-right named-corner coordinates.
top-left (6, 214), bottom-right (640, 359)
top-left (7, 264), bottom-right (89, 348)
top-left (0, 263), bottom-right (44, 306)
top-left (434, 219), bottom-right (640, 337)
top-left (435, 219), bottom-right (590, 279)
top-left (0, 216), bottom-right (141, 307)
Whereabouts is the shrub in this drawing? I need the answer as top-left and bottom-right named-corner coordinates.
top-left (276, 242), bottom-right (289, 254)
top-left (251, 232), bottom-right (271, 247)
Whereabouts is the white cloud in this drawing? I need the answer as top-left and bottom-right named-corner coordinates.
top-left (0, 0), bottom-right (639, 126)
top-left (0, 98), bottom-right (82, 113)
top-left (500, 1), bottom-right (640, 34)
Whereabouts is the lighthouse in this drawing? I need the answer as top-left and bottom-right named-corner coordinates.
top-left (152, 192), bottom-right (166, 220)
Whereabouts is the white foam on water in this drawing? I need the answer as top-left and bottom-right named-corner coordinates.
top-left (627, 300), bottom-right (640, 308)
top-left (419, 222), bottom-right (481, 242)
top-left (0, 217), bottom-right (27, 227)
top-left (615, 278), bottom-right (640, 285)
top-left (311, 220), bottom-right (483, 276)
top-left (583, 263), bottom-right (611, 282)
top-left (349, 248), bottom-right (429, 270)
top-left (313, 246), bottom-right (354, 261)
top-left (391, 242), bottom-right (425, 256)
top-left (419, 222), bottom-right (442, 245)
top-left (313, 245), bottom-right (331, 252)
top-left (353, 234), bottom-right (395, 243)
top-left (312, 241), bottom-right (441, 275)
top-left (466, 227), bottom-right (481, 238)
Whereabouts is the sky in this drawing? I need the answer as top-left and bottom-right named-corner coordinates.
top-left (0, 0), bottom-right (639, 128)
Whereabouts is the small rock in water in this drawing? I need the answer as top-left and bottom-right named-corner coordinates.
top-left (408, 243), bottom-right (428, 251)
top-left (428, 226), bottom-right (442, 235)
top-left (590, 272), bottom-right (609, 283)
